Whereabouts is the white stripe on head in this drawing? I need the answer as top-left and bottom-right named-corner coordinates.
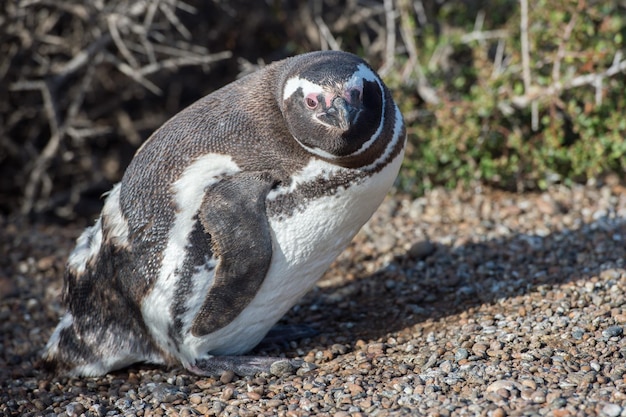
top-left (345, 63), bottom-right (378, 90)
top-left (363, 103), bottom-right (405, 170)
top-left (283, 76), bottom-right (324, 101)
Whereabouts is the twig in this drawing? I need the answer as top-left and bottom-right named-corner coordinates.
top-left (143, 0), bottom-right (159, 29)
top-left (138, 41), bottom-right (211, 59)
top-left (10, 81), bottom-right (61, 214)
top-left (520, 0), bottom-right (539, 130)
top-left (397, 0), bottom-right (439, 104)
top-left (519, 0), bottom-right (532, 94)
top-left (576, 51), bottom-right (625, 81)
top-left (363, 17), bottom-right (386, 56)
top-left (139, 1), bottom-right (159, 65)
top-left (519, 0), bottom-right (537, 130)
top-left (509, 55), bottom-right (626, 108)
top-left (398, 0), bottom-right (419, 81)
top-left (108, 13), bottom-right (140, 68)
top-left (158, 0), bottom-right (192, 40)
top-left (332, 4), bottom-right (384, 32)
top-left (551, 14), bottom-right (577, 88)
top-left (315, 15), bottom-right (341, 51)
top-left (20, 0), bottom-right (90, 19)
top-left (51, 34), bottom-right (112, 83)
top-left (461, 29), bottom-right (509, 44)
top-left (137, 51), bottom-right (232, 76)
top-left (378, 0), bottom-right (396, 77)
top-left (473, 10), bottom-right (485, 43)
top-left (170, 0), bottom-right (197, 15)
top-left (412, 0), bottom-right (427, 26)
top-left (107, 53), bottom-right (163, 95)
top-left (67, 125), bottom-right (115, 142)
top-left (13, 59), bottom-right (98, 213)
top-left (491, 39), bottom-right (506, 78)
top-left (65, 57), bottom-right (97, 126)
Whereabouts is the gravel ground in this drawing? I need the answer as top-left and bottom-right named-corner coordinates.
top-left (1, 182), bottom-right (625, 417)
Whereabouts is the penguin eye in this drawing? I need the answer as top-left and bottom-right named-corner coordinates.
top-left (304, 94), bottom-right (319, 109)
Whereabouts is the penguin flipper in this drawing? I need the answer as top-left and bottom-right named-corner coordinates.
top-left (190, 172), bottom-right (278, 337)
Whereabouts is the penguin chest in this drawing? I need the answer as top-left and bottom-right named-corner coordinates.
top-left (192, 155), bottom-right (403, 356)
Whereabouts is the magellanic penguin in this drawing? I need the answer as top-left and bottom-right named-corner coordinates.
top-left (43, 50), bottom-right (406, 377)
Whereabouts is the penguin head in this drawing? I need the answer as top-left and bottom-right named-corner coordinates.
top-left (279, 51), bottom-right (387, 164)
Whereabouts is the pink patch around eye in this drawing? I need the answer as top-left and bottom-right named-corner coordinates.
top-left (305, 93), bottom-right (318, 109)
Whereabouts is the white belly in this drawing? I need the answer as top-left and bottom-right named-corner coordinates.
top-left (181, 152), bottom-right (404, 361)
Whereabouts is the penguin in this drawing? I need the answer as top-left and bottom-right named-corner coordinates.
top-left (43, 50), bottom-right (406, 377)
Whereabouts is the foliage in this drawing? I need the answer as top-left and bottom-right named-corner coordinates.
top-left (389, 0), bottom-right (626, 194)
top-left (1, 0), bottom-right (625, 219)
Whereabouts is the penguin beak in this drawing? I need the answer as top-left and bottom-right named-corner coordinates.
top-left (320, 96), bottom-right (361, 131)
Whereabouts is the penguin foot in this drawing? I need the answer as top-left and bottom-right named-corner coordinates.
top-left (189, 356), bottom-right (315, 377)
top-left (256, 324), bottom-right (319, 350)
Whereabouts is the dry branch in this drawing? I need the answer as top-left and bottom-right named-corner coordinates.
top-left (378, 0), bottom-right (397, 76)
top-left (4, 0), bottom-right (622, 217)
top-left (507, 55), bottom-right (626, 110)
top-left (2, 0), bottom-right (232, 217)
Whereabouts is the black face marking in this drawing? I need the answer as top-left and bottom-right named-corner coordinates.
top-left (314, 96), bottom-right (356, 131)
top-left (332, 87), bottom-right (399, 169)
top-left (191, 172), bottom-right (278, 336)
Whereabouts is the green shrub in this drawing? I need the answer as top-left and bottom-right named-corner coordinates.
top-left (391, 0), bottom-right (626, 195)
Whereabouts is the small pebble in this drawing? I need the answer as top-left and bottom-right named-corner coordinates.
top-left (3, 184), bottom-right (626, 417)
top-left (492, 408), bottom-right (506, 417)
top-left (486, 380), bottom-right (521, 393)
top-left (297, 361), bottom-right (318, 376)
top-left (602, 325), bottom-right (623, 338)
top-left (471, 343), bottom-right (488, 357)
top-left (408, 240), bottom-right (436, 260)
top-left (455, 348), bottom-right (469, 362)
top-left (246, 391), bottom-right (261, 400)
top-left (571, 328), bottom-right (585, 339)
top-left (65, 402), bottom-right (85, 417)
top-left (220, 386), bottom-right (234, 401)
top-left (220, 370), bottom-right (235, 384)
top-left (270, 360), bottom-right (296, 376)
top-left (601, 403), bottom-right (622, 417)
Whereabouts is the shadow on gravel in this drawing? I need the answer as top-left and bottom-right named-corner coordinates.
top-left (1, 214), bottom-right (624, 384)
top-left (286, 215), bottom-right (626, 347)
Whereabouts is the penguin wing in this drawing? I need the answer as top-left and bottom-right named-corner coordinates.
top-left (190, 172), bottom-right (278, 337)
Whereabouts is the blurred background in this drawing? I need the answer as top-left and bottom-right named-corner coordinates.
top-left (1, 0), bottom-right (625, 222)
